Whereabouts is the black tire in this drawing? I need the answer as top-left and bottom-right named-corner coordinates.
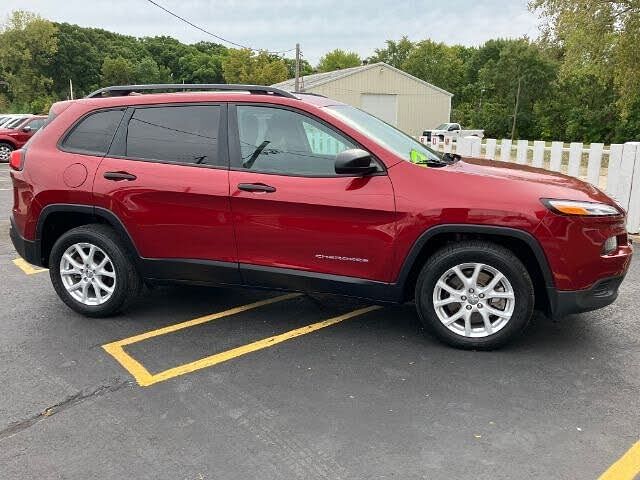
top-left (49, 224), bottom-right (141, 317)
top-left (415, 241), bottom-right (534, 350)
top-left (0, 142), bottom-right (14, 163)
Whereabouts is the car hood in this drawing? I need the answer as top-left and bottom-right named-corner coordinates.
top-left (441, 156), bottom-right (614, 204)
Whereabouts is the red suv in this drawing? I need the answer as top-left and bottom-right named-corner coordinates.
top-left (0, 115), bottom-right (47, 162)
top-left (9, 84), bottom-right (633, 349)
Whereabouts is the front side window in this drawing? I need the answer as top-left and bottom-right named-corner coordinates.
top-left (235, 105), bottom-right (356, 176)
top-left (325, 104), bottom-right (445, 165)
top-left (125, 105), bottom-right (222, 166)
top-left (27, 118), bottom-right (46, 131)
top-left (62, 109), bottom-right (124, 155)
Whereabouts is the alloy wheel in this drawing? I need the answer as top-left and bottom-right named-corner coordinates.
top-left (59, 242), bottom-right (116, 306)
top-left (432, 262), bottom-right (515, 338)
top-left (0, 144), bottom-right (11, 162)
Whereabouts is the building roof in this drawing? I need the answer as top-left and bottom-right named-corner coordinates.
top-left (272, 62), bottom-right (453, 97)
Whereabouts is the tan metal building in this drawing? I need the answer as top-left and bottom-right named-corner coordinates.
top-left (273, 62), bottom-right (452, 137)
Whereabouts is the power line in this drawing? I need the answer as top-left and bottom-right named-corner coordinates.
top-left (143, 0), bottom-right (293, 55)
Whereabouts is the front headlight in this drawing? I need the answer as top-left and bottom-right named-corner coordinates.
top-left (541, 199), bottom-right (620, 216)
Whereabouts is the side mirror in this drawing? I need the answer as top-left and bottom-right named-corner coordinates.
top-left (22, 126), bottom-right (32, 133)
top-left (335, 149), bottom-right (377, 175)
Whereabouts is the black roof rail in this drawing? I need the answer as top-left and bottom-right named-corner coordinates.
top-left (295, 91), bottom-right (327, 98)
top-left (85, 83), bottom-right (297, 99)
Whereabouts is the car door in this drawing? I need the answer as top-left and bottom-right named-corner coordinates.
top-left (228, 104), bottom-right (397, 285)
top-left (92, 102), bottom-right (240, 283)
top-left (12, 117), bottom-right (46, 146)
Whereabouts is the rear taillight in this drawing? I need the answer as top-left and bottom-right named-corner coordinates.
top-left (9, 149), bottom-right (25, 171)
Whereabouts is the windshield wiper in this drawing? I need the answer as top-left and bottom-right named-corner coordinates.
top-left (442, 153), bottom-right (461, 163)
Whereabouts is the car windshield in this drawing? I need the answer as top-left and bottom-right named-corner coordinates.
top-left (324, 105), bottom-right (446, 165)
top-left (435, 123), bottom-right (449, 130)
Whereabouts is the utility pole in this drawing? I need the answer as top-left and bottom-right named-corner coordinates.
top-left (510, 77), bottom-right (522, 142)
top-left (294, 43), bottom-right (300, 93)
top-left (69, 79), bottom-right (74, 100)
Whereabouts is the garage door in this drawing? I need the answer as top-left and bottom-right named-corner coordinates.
top-left (361, 94), bottom-right (398, 126)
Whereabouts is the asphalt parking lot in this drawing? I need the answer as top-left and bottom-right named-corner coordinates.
top-left (0, 162), bottom-right (638, 479)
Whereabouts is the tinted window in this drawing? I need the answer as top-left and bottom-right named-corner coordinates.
top-left (27, 118), bottom-right (46, 131)
top-left (62, 110), bottom-right (124, 155)
top-left (235, 106), bottom-right (356, 175)
top-left (125, 105), bottom-right (221, 166)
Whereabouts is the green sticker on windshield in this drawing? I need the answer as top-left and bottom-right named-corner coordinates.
top-left (410, 148), bottom-right (428, 164)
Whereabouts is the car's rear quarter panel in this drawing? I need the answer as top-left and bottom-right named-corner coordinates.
top-left (10, 102), bottom-right (102, 240)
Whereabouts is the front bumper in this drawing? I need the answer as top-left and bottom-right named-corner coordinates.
top-left (10, 216), bottom-right (42, 267)
top-left (547, 274), bottom-right (626, 319)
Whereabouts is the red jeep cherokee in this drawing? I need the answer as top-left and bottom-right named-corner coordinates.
top-left (9, 84), bottom-right (633, 349)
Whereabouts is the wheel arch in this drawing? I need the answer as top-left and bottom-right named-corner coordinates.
top-left (0, 138), bottom-right (17, 149)
top-left (397, 224), bottom-right (554, 314)
top-left (36, 204), bottom-right (139, 267)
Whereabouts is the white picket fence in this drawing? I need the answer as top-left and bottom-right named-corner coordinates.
top-left (425, 136), bottom-right (640, 233)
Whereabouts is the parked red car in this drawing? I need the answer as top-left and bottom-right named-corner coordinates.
top-left (9, 84), bottom-right (633, 349)
top-left (0, 115), bottom-right (47, 162)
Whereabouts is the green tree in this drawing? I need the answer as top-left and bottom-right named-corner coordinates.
top-left (46, 23), bottom-right (102, 98)
top-left (141, 36), bottom-right (190, 79)
top-left (530, 0), bottom-right (640, 118)
top-left (401, 40), bottom-right (468, 98)
top-left (367, 36), bottom-right (415, 68)
top-left (475, 39), bottom-right (557, 139)
top-left (101, 56), bottom-right (135, 85)
top-left (179, 51), bottom-right (225, 83)
top-left (222, 49), bottom-right (288, 85)
top-left (0, 11), bottom-right (58, 111)
top-left (317, 49), bottom-right (361, 72)
top-left (134, 56), bottom-right (171, 84)
top-left (283, 57), bottom-right (314, 79)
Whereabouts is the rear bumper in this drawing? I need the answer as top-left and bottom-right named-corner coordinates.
top-left (548, 275), bottom-right (626, 319)
top-left (10, 216), bottom-right (42, 267)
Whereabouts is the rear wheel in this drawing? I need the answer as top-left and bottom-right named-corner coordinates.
top-left (415, 241), bottom-right (534, 350)
top-left (0, 142), bottom-right (13, 163)
top-left (49, 224), bottom-right (141, 317)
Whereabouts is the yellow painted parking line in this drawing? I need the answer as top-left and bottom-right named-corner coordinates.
top-left (13, 258), bottom-right (48, 275)
top-left (103, 292), bottom-right (380, 387)
top-left (103, 293), bottom-right (302, 386)
top-left (598, 441), bottom-right (640, 480)
top-left (114, 293), bottom-right (302, 346)
top-left (148, 305), bottom-right (381, 386)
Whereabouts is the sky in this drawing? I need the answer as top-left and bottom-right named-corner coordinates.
top-left (0, 0), bottom-right (540, 65)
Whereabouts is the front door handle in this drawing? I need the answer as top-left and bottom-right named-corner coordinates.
top-left (237, 183), bottom-right (276, 193)
top-left (104, 171), bottom-right (137, 181)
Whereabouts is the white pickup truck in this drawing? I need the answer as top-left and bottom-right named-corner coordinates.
top-left (420, 123), bottom-right (484, 144)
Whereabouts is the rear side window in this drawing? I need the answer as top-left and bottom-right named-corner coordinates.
top-left (62, 109), bottom-right (124, 155)
top-left (125, 105), bottom-right (222, 166)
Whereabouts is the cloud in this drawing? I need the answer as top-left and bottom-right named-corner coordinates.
top-left (0, 0), bottom-right (539, 64)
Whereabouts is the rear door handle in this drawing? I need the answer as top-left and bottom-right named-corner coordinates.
top-left (104, 171), bottom-right (137, 181)
top-left (237, 183), bottom-right (276, 193)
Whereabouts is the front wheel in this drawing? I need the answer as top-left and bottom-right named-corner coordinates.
top-left (49, 224), bottom-right (141, 317)
top-left (0, 142), bottom-right (14, 163)
top-left (415, 241), bottom-right (534, 350)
